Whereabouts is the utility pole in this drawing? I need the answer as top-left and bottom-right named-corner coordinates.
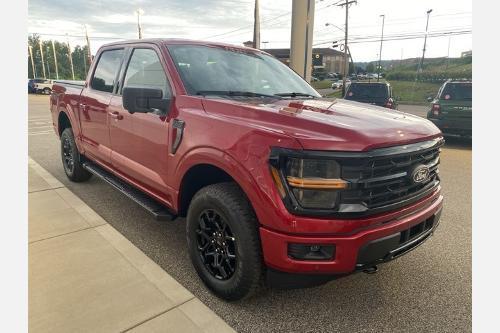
top-left (84, 25), bottom-right (92, 66)
top-left (51, 40), bottom-right (59, 80)
top-left (445, 37), bottom-right (451, 71)
top-left (66, 35), bottom-right (75, 80)
top-left (338, 0), bottom-right (356, 95)
top-left (417, 9), bottom-right (433, 74)
top-left (39, 39), bottom-right (46, 78)
top-left (136, 8), bottom-right (144, 39)
top-left (290, 0), bottom-right (315, 82)
top-left (377, 14), bottom-right (385, 82)
top-left (253, 0), bottom-right (260, 49)
top-left (29, 45), bottom-right (36, 78)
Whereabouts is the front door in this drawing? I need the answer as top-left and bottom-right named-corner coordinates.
top-left (80, 48), bottom-right (125, 166)
top-left (109, 47), bottom-right (172, 196)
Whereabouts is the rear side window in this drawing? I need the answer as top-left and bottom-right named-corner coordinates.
top-left (91, 49), bottom-right (124, 93)
top-left (440, 83), bottom-right (472, 101)
top-left (346, 84), bottom-right (388, 99)
top-left (123, 48), bottom-right (170, 98)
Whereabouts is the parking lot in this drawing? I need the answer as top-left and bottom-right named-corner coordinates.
top-left (28, 94), bottom-right (471, 332)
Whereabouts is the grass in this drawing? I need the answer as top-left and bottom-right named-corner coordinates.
top-left (311, 80), bottom-right (333, 89)
top-left (390, 81), bottom-right (442, 105)
top-left (324, 80), bottom-right (442, 105)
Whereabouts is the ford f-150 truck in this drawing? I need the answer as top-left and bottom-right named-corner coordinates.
top-left (50, 39), bottom-right (444, 301)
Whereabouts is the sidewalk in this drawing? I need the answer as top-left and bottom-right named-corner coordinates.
top-left (28, 157), bottom-right (235, 333)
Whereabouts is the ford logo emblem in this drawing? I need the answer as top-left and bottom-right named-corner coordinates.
top-left (411, 165), bottom-right (430, 184)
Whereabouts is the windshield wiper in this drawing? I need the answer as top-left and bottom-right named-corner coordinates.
top-left (274, 92), bottom-right (318, 98)
top-left (196, 90), bottom-right (280, 98)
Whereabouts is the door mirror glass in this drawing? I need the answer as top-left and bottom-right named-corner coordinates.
top-left (123, 87), bottom-right (170, 114)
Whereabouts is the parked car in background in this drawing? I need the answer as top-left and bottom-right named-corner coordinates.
top-left (426, 79), bottom-right (472, 137)
top-left (331, 80), bottom-right (343, 89)
top-left (344, 82), bottom-right (398, 109)
top-left (29, 78), bottom-right (53, 94)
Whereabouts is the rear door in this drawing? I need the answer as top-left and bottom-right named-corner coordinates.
top-left (80, 48), bottom-right (125, 166)
top-left (108, 46), bottom-right (172, 196)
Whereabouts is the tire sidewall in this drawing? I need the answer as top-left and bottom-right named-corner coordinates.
top-left (187, 189), bottom-right (259, 299)
top-left (61, 128), bottom-right (77, 178)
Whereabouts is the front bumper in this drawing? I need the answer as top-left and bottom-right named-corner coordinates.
top-left (260, 193), bottom-right (443, 276)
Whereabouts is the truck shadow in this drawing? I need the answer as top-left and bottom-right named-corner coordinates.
top-left (443, 136), bottom-right (472, 150)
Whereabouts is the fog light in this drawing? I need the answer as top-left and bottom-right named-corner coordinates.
top-left (288, 243), bottom-right (335, 261)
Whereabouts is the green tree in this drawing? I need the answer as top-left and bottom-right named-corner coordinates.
top-left (28, 34), bottom-right (90, 80)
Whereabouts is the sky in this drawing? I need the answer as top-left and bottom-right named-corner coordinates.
top-left (28, 0), bottom-right (472, 62)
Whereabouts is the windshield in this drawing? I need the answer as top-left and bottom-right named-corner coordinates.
top-left (345, 83), bottom-right (389, 100)
top-left (440, 83), bottom-right (472, 101)
top-left (167, 44), bottom-right (320, 98)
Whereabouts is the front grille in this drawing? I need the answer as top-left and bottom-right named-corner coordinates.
top-left (340, 139), bottom-right (442, 211)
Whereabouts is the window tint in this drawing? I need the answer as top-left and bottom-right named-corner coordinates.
top-left (345, 83), bottom-right (389, 100)
top-left (91, 49), bottom-right (124, 93)
top-left (440, 83), bottom-right (472, 100)
top-left (123, 48), bottom-right (170, 97)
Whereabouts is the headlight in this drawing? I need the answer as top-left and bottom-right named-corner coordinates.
top-left (272, 157), bottom-right (348, 210)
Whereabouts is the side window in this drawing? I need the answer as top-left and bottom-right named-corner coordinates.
top-left (123, 48), bottom-right (170, 98)
top-left (91, 49), bottom-right (124, 93)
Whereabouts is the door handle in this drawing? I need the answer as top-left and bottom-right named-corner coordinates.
top-left (108, 111), bottom-right (123, 120)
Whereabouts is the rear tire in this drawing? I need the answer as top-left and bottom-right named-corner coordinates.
top-left (186, 182), bottom-right (263, 301)
top-left (61, 128), bottom-right (92, 182)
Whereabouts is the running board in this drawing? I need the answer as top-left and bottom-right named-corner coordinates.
top-left (82, 161), bottom-right (176, 221)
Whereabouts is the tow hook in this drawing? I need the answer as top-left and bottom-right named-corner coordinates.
top-left (363, 266), bottom-right (378, 274)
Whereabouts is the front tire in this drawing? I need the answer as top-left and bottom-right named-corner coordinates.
top-left (187, 182), bottom-right (263, 301)
top-left (60, 128), bottom-right (92, 182)
top-left (43, 87), bottom-right (51, 94)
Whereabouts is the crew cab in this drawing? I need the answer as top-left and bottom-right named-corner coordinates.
top-left (50, 39), bottom-right (443, 301)
top-left (427, 79), bottom-right (472, 137)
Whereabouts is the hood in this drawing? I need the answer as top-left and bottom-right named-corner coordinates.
top-left (201, 97), bottom-right (442, 152)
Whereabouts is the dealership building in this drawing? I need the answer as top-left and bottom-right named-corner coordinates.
top-left (262, 47), bottom-right (346, 74)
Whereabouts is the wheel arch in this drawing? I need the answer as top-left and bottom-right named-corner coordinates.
top-left (175, 148), bottom-right (263, 220)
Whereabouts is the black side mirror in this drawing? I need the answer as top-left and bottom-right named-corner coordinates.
top-left (427, 96), bottom-right (433, 102)
top-left (123, 87), bottom-right (170, 114)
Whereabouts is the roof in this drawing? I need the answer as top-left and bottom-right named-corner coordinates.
top-left (263, 47), bottom-right (344, 58)
top-left (101, 38), bottom-right (265, 53)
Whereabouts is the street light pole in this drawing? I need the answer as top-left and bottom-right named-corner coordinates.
top-left (418, 9), bottom-right (433, 73)
top-left (136, 9), bottom-right (144, 39)
top-left (29, 45), bottom-right (36, 78)
top-left (51, 40), bottom-right (59, 80)
top-left (39, 39), bottom-right (46, 78)
top-left (377, 14), bottom-right (385, 82)
top-left (66, 34), bottom-right (75, 80)
top-left (338, 0), bottom-right (356, 96)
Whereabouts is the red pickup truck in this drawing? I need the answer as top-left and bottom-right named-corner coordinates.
top-left (50, 39), bottom-right (443, 301)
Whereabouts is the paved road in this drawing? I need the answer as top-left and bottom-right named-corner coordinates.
top-left (29, 94), bottom-right (471, 333)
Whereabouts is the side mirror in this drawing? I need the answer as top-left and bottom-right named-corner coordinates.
top-left (427, 96), bottom-right (433, 102)
top-left (123, 87), bottom-right (170, 114)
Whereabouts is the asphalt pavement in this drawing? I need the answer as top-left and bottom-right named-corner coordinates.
top-left (28, 94), bottom-right (471, 333)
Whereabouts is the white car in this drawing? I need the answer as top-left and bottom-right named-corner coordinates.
top-left (331, 80), bottom-right (343, 89)
top-left (33, 79), bottom-right (53, 94)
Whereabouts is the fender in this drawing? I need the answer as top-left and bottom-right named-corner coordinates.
top-left (58, 102), bottom-right (84, 153)
top-left (173, 146), bottom-right (269, 223)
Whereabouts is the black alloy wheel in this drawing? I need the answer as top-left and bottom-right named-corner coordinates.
top-left (196, 209), bottom-right (237, 280)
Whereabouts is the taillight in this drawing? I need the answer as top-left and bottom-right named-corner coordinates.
top-left (385, 98), bottom-right (394, 108)
top-left (431, 103), bottom-right (441, 116)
